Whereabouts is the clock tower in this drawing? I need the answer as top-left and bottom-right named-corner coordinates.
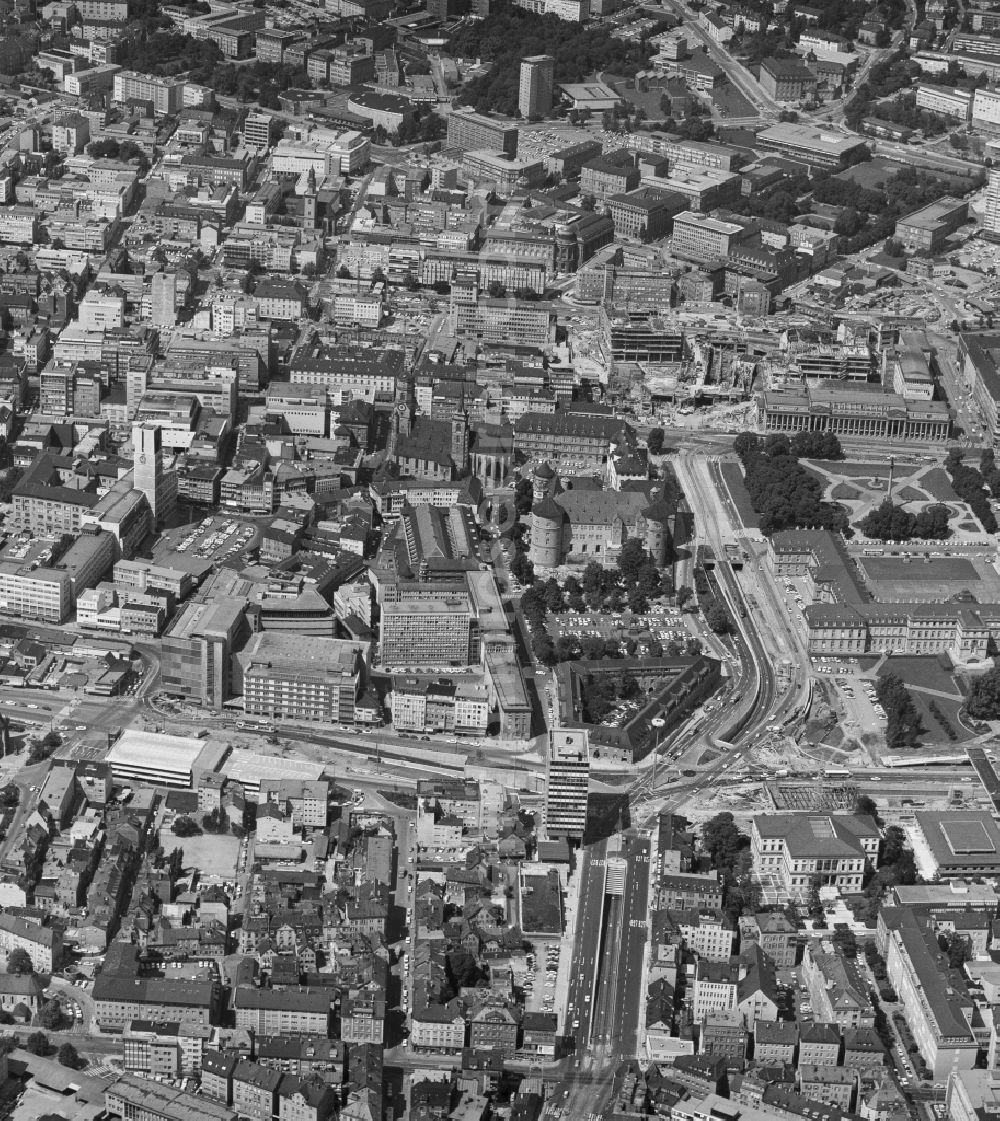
top-left (133, 423), bottom-right (177, 527)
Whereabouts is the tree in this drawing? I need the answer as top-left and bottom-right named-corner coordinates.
top-left (647, 427), bottom-right (665, 455)
top-left (201, 808), bottom-right (225, 834)
top-left (676, 585), bottom-right (694, 610)
top-left (854, 794), bottom-right (882, 825)
top-left (808, 875), bottom-right (827, 928)
top-left (701, 812), bottom-right (749, 879)
top-left (336, 265), bottom-right (352, 279)
top-left (510, 552), bottom-right (534, 585)
top-left (617, 538), bottom-right (648, 585)
top-left (171, 815), bottom-right (201, 837)
top-left (706, 602), bottom-right (730, 635)
top-left (543, 579), bottom-right (565, 614)
top-left (167, 848), bottom-right (185, 881)
top-left (877, 673), bottom-right (924, 748)
top-left (7, 949), bottom-right (32, 975)
top-left (581, 561), bottom-right (605, 596)
top-left (26, 1031), bottom-right (51, 1056)
top-left (38, 999), bottom-right (65, 1030)
top-left (0, 785), bottom-right (17, 808)
top-left (57, 1042), bottom-right (82, 1069)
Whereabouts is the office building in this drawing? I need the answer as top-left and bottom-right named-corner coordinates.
top-left (519, 54), bottom-right (555, 118)
top-left (113, 70), bottom-right (186, 114)
top-left (671, 210), bottom-right (752, 261)
top-left (760, 57), bottom-right (819, 101)
top-left (755, 122), bottom-right (870, 167)
top-left (239, 632), bottom-right (367, 724)
top-left (911, 811), bottom-right (1000, 879)
top-left (161, 597), bottom-right (248, 710)
top-left (894, 197), bottom-right (968, 252)
top-left (446, 108), bottom-right (518, 157)
top-left (973, 86), bottom-right (1000, 131)
top-left (545, 729), bottom-right (590, 839)
top-left (243, 111), bottom-right (273, 149)
top-left (380, 598), bottom-right (476, 667)
top-left (133, 423), bottom-right (177, 526)
top-left (984, 169), bottom-right (1000, 237)
top-left (915, 84), bottom-right (972, 119)
top-left (461, 150), bottom-right (546, 192)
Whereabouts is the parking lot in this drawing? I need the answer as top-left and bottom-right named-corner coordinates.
top-left (511, 943), bottom-right (560, 1016)
top-left (548, 605), bottom-right (694, 651)
top-left (155, 516), bottom-right (258, 570)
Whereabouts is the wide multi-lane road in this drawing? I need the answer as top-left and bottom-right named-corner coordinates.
top-left (565, 834), bottom-right (651, 1061)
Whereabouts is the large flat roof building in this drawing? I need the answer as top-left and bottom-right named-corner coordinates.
top-left (755, 122), bottom-right (870, 168)
top-left (912, 811), bottom-right (1000, 878)
top-left (107, 729), bottom-right (209, 788)
top-left (238, 632), bottom-right (367, 725)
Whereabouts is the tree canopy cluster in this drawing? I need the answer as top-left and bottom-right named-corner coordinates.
top-left (188, 61), bottom-right (308, 108)
top-left (120, 31), bottom-right (220, 76)
top-left (811, 164), bottom-right (980, 255)
top-left (966, 665), bottom-right (1000, 720)
top-left (946, 449), bottom-right (998, 534)
top-left (876, 673), bottom-right (924, 749)
top-left (582, 671), bottom-right (642, 723)
top-left (857, 499), bottom-right (951, 541)
top-left (733, 433), bottom-right (849, 536)
top-left (449, 0), bottom-right (658, 116)
top-left (788, 431), bottom-right (844, 459)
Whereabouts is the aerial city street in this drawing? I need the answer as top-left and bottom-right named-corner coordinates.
top-left (0, 0), bottom-right (999, 1116)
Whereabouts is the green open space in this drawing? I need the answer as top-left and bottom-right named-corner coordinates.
top-left (719, 461), bottom-right (760, 529)
top-left (921, 469), bottom-right (958, 501)
top-left (877, 655), bottom-right (961, 695)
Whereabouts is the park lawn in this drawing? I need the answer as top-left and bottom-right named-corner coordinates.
top-left (719, 462), bottom-right (760, 529)
top-left (831, 484), bottom-right (862, 501)
top-left (921, 468), bottom-right (958, 501)
top-left (877, 655), bottom-right (961, 695)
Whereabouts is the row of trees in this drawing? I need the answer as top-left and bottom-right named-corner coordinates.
top-left (945, 448), bottom-right (998, 534)
top-left (876, 673), bottom-right (924, 749)
top-left (857, 499), bottom-right (951, 541)
top-left (733, 433), bottom-right (850, 536)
